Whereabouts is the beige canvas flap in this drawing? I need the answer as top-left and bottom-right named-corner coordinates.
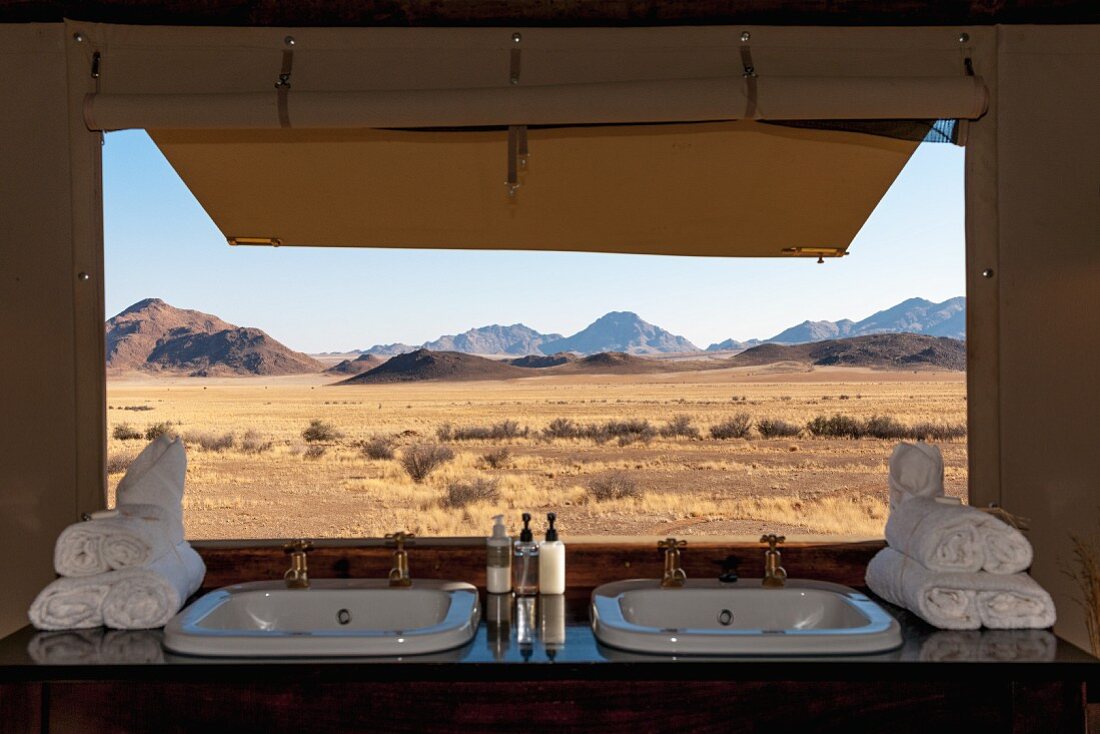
top-left (150, 120), bottom-right (917, 257)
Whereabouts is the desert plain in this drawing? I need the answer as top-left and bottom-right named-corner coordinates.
top-left (106, 364), bottom-right (967, 541)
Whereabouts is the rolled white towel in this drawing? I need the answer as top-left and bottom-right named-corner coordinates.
top-left (975, 577), bottom-right (1055, 629)
top-left (866, 548), bottom-right (1055, 630)
top-left (28, 576), bottom-right (114, 631)
top-left (888, 442), bottom-right (945, 510)
top-left (978, 520), bottom-right (1034, 575)
top-left (886, 496), bottom-right (1033, 575)
top-left (54, 504), bottom-right (182, 577)
top-left (116, 434), bottom-right (186, 532)
top-left (30, 542), bottom-right (206, 631)
top-left (101, 542), bottom-right (206, 630)
top-left (885, 496), bottom-right (984, 573)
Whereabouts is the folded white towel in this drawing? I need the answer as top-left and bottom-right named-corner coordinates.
top-left (28, 576), bottom-right (114, 631)
top-left (888, 442), bottom-right (945, 510)
top-left (116, 434), bottom-right (187, 533)
top-left (27, 628), bottom-right (164, 664)
top-left (885, 496), bottom-right (984, 573)
top-left (978, 519), bottom-right (1034, 575)
top-left (102, 542), bottom-right (206, 630)
top-left (866, 548), bottom-right (1055, 630)
top-left (886, 496), bottom-right (1033, 574)
top-left (54, 504), bottom-right (182, 577)
top-left (917, 629), bottom-right (1056, 662)
top-left (30, 542), bottom-right (206, 631)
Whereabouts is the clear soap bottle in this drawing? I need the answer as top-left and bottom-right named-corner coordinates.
top-left (486, 514), bottom-right (512, 594)
top-left (513, 512), bottom-right (539, 596)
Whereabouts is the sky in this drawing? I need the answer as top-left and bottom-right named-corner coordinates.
top-left (103, 130), bottom-right (965, 353)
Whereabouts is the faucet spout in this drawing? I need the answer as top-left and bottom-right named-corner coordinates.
top-left (760, 534), bottom-right (787, 588)
top-left (385, 531), bottom-right (415, 587)
top-left (658, 537), bottom-right (687, 588)
top-left (283, 539), bottom-right (313, 589)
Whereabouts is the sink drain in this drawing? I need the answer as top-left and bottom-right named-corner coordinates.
top-left (337, 609), bottom-right (352, 625)
top-left (717, 609), bottom-right (734, 626)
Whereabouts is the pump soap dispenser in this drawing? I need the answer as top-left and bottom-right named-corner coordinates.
top-left (513, 512), bottom-right (539, 596)
top-left (487, 514), bottom-right (512, 594)
top-left (538, 512), bottom-right (566, 595)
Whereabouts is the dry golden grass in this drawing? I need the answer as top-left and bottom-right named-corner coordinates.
top-left (105, 365), bottom-right (967, 540)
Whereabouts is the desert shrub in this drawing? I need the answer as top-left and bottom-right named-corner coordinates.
top-left (239, 430), bottom-right (273, 454)
top-left (596, 419), bottom-right (656, 446)
top-left (144, 421), bottom-right (175, 441)
top-left (400, 443), bottom-right (455, 482)
top-left (543, 417), bottom-right (579, 440)
top-left (304, 445), bottom-right (327, 460)
top-left (302, 419), bottom-right (342, 443)
top-left (756, 418), bottom-right (802, 438)
top-left (445, 420), bottom-right (529, 441)
top-left (361, 438), bottom-right (395, 460)
top-left (587, 472), bottom-right (642, 502)
top-left (441, 477), bottom-right (500, 508)
top-left (112, 423), bottom-right (142, 441)
top-left (184, 431), bottom-right (236, 452)
top-left (660, 414), bottom-right (701, 439)
top-left (863, 415), bottom-right (908, 440)
top-left (710, 413), bottom-right (753, 440)
top-left (910, 422), bottom-right (967, 441)
top-left (481, 447), bottom-right (512, 469)
top-left (806, 414), bottom-right (865, 439)
top-left (119, 405), bottom-right (154, 412)
top-left (106, 449), bottom-right (139, 475)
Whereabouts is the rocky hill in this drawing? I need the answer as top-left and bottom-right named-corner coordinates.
top-left (540, 312), bottom-right (699, 355)
top-left (339, 349), bottom-right (527, 384)
top-left (423, 324), bottom-right (563, 356)
top-left (106, 298), bottom-right (321, 376)
top-left (325, 354), bottom-right (386, 375)
top-left (729, 333), bottom-right (966, 371)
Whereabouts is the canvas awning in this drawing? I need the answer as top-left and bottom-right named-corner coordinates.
top-left (76, 23), bottom-right (986, 257)
top-left (150, 121), bottom-right (920, 257)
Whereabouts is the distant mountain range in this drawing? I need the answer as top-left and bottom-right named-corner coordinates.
top-left (724, 296), bottom-right (966, 349)
top-left (104, 296), bottom-right (967, 377)
top-left (106, 298), bottom-right (322, 376)
top-left (357, 297), bottom-right (964, 357)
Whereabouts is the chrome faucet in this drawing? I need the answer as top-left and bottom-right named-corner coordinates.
top-left (283, 539), bottom-right (313, 589)
top-left (385, 531), bottom-right (415, 587)
top-left (760, 534), bottom-right (787, 588)
top-left (658, 537), bottom-right (687, 588)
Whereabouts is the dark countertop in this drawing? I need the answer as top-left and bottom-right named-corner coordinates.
top-left (2, 590), bottom-right (1096, 684)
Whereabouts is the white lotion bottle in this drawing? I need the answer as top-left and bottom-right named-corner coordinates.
top-left (486, 514), bottom-right (512, 594)
top-left (538, 512), bottom-right (566, 595)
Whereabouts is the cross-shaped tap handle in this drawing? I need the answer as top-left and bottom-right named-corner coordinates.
top-left (760, 534), bottom-right (785, 551)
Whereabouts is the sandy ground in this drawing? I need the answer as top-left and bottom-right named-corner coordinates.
top-left (105, 366), bottom-right (967, 540)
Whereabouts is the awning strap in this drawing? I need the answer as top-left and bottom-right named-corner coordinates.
top-left (740, 44), bottom-right (758, 118)
top-left (276, 49), bottom-right (294, 129)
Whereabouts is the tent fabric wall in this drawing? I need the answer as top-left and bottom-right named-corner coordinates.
top-left (975, 25), bottom-right (1100, 655)
top-left (0, 24), bottom-right (104, 638)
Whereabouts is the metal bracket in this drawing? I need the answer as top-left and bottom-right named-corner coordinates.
top-left (510, 32), bottom-right (522, 85)
top-left (90, 51), bottom-right (100, 79)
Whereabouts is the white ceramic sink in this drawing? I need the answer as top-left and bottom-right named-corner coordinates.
top-left (163, 579), bottom-right (480, 657)
top-left (591, 578), bottom-right (901, 655)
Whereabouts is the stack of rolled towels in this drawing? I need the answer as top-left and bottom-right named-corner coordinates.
top-left (866, 442), bottom-right (1056, 630)
top-left (29, 435), bottom-right (206, 631)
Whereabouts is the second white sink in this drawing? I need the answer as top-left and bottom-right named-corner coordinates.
top-left (591, 578), bottom-right (901, 655)
top-left (164, 579), bottom-right (480, 657)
